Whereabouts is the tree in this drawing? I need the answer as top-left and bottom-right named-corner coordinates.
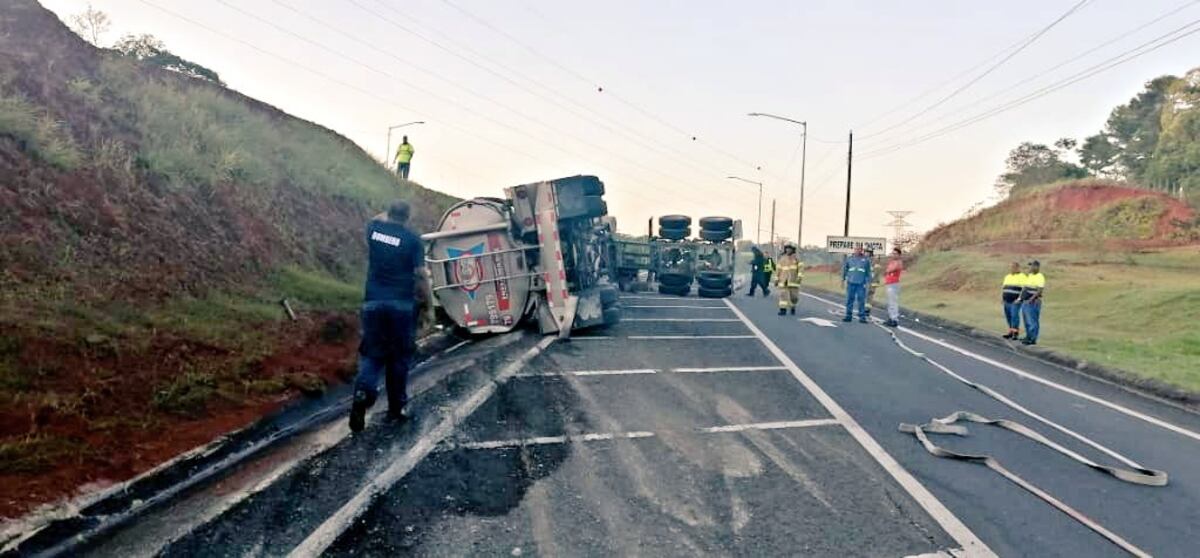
top-left (1102, 75), bottom-right (1178, 180)
top-left (69, 4), bottom-right (110, 46)
top-left (113, 34), bottom-right (224, 85)
top-left (1078, 133), bottom-right (1120, 177)
top-left (995, 140), bottom-right (1087, 196)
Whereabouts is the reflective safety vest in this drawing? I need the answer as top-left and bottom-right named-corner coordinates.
top-left (763, 259), bottom-right (775, 273)
top-left (1002, 273), bottom-right (1026, 302)
top-left (395, 142), bottom-right (415, 163)
top-left (1022, 272), bottom-right (1046, 301)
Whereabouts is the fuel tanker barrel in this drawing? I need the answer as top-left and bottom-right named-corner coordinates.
top-left (422, 198), bottom-right (534, 334)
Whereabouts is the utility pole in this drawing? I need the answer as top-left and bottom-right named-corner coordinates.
top-left (844, 130), bottom-right (853, 237)
top-left (726, 176), bottom-right (764, 245)
top-left (770, 199), bottom-right (777, 255)
top-left (798, 124), bottom-right (807, 247)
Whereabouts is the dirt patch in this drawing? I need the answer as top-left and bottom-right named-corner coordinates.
top-left (0, 313), bottom-right (358, 519)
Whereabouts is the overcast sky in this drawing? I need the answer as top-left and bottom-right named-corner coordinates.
top-left (41, 0), bottom-right (1200, 244)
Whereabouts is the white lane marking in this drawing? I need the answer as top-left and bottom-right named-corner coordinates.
top-left (442, 339), bottom-right (470, 354)
top-left (624, 318), bottom-right (742, 322)
top-left (459, 431), bottom-right (657, 450)
top-left (701, 419), bottom-right (839, 433)
top-left (724, 299), bottom-right (995, 557)
top-left (673, 366), bottom-right (788, 373)
top-left (798, 292), bottom-right (1200, 444)
top-left (516, 369), bottom-right (658, 377)
top-left (289, 336), bottom-right (556, 558)
top-left (625, 305), bottom-right (730, 309)
top-left (799, 317), bottom-right (839, 328)
top-left (898, 325), bottom-right (1200, 444)
top-left (454, 419), bottom-right (840, 450)
top-left (570, 336), bottom-right (613, 340)
top-left (515, 366), bottom-right (787, 378)
top-left (628, 335), bottom-right (757, 340)
top-left (904, 551), bottom-right (965, 558)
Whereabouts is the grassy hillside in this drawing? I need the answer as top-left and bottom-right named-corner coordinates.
top-left (809, 182), bottom-right (1200, 393)
top-left (0, 0), bottom-right (456, 517)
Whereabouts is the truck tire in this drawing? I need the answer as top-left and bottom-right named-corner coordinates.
top-left (599, 285), bottom-right (619, 307)
top-left (697, 274), bottom-right (732, 290)
top-left (659, 215), bottom-right (691, 229)
top-left (584, 196), bottom-right (607, 218)
top-left (658, 284), bottom-right (690, 296)
top-left (699, 228), bottom-right (732, 242)
top-left (658, 273), bottom-right (692, 287)
top-left (658, 227), bottom-right (690, 240)
top-left (699, 216), bottom-right (733, 231)
top-left (602, 306), bottom-right (621, 325)
top-left (697, 286), bottom-right (733, 298)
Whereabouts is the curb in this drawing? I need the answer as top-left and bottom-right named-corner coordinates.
top-left (806, 287), bottom-right (1200, 411)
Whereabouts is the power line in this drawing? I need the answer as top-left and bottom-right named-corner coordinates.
top-left (136, 0), bottom-right (702, 214)
top-left (237, 0), bottom-right (755, 213)
top-left (432, 0), bottom-right (778, 180)
top-left (857, 0), bottom-right (1092, 141)
top-left (858, 0), bottom-right (1200, 149)
top-left (858, 17), bottom-right (1200, 160)
top-left (358, 0), bottom-right (763, 191)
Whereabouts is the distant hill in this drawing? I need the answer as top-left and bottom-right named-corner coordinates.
top-left (0, 0), bottom-right (456, 517)
top-left (922, 180), bottom-right (1198, 252)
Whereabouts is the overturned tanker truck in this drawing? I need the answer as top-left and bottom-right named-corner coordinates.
top-left (422, 175), bottom-right (620, 336)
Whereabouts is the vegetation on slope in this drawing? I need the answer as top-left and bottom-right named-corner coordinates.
top-left (0, 0), bottom-right (455, 516)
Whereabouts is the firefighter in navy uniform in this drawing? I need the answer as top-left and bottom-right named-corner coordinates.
top-left (349, 201), bottom-right (430, 432)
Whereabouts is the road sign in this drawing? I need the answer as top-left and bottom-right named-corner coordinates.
top-left (826, 235), bottom-right (886, 254)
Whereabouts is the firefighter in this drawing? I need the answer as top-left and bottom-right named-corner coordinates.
top-left (394, 135), bottom-right (415, 180)
top-left (1020, 260), bottom-right (1046, 345)
top-left (748, 246), bottom-right (770, 297)
top-left (349, 201), bottom-right (429, 432)
top-left (842, 246), bottom-right (872, 323)
top-left (1001, 261), bottom-right (1026, 340)
top-left (775, 244), bottom-right (802, 315)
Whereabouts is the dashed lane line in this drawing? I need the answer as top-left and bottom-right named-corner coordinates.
top-left (797, 292), bottom-right (1200, 444)
top-left (513, 366), bottom-right (787, 378)
top-left (623, 318), bottom-right (743, 322)
top-left (288, 335), bottom-right (556, 558)
top-left (451, 419), bottom-right (841, 450)
top-left (624, 305), bottom-right (731, 309)
top-left (628, 335), bottom-right (757, 340)
top-left (723, 298), bottom-right (996, 557)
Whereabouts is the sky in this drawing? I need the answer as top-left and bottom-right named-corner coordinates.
top-left (41, 0), bottom-right (1200, 245)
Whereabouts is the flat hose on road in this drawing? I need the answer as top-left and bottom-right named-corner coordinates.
top-left (869, 319), bottom-right (1167, 557)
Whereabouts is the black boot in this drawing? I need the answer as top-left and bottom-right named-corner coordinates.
top-left (778, 308), bottom-right (786, 316)
top-left (349, 390), bottom-right (375, 433)
top-left (789, 307), bottom-right (796, 315)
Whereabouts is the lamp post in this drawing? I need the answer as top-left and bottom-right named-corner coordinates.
top-left (748, 112), bottom-right (806, 248)
top-left (385, 121), bottom-right (425, 168)
top-left (727, 175), bottom-right (764, 244)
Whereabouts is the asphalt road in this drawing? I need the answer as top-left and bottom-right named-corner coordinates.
top-left (61, 288), bottom-right (1200, 557)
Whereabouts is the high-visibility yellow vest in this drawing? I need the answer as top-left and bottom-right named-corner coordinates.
top-left (395, 143), bottom-right (415, 163)
top-left (1022, 272), bottom-right (1045, 300)
top-left (763, 259), bottom-right (775, 273)
top-left (1002, 273), bottom-right (1026, 300)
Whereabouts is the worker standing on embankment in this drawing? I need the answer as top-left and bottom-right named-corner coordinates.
top-left (349, 201), bottom-right (429, 432)
top-left (1020, 260), bottom-right (1046, 346)
top-left (1001, 261), bottom-right (1026, 340)
top-left (394, 135), bottom-right (415, 180)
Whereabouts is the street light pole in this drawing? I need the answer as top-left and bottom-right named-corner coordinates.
top-left (726, 176), bottom-right (764, 245)
top-left (385, 120), bottom-right (425, 167)
top-left (748, 113), bottom-right (807, 247)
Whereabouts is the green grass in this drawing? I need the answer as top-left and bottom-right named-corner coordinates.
top-left (0, 91), bottom-right (83, 169)
top-left (809, 247), bottom-right (1200, 391)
